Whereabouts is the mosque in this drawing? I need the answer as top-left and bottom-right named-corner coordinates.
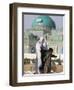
top-left (24, 15), bottom-right (63, 54)
top-left (24, 15), bottom-right (63, 74)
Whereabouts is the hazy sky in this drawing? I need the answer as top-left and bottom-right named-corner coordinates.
top-left (23, 14), bottom-right (63, 31)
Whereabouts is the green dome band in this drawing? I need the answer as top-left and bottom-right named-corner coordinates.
top-left (32, 15), bottom-right (56, 29)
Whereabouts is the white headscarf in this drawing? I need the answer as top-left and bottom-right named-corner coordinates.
top-left (39, 37), bottom-right (44, 43)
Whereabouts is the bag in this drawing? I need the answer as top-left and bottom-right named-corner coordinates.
top-left (52, 64), bottom-right (63, 73)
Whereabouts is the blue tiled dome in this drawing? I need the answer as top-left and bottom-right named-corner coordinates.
top-left (32, 15), bottom-right (56, 29)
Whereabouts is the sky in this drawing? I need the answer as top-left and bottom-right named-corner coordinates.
top-left (23, 14), bottom-right (63, 31)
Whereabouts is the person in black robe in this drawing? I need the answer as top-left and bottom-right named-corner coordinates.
top-left (40, 41), bottom-right (48, 73)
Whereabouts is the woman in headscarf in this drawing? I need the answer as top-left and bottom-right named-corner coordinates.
top-left (40, 37), bottom-right (48, 73)
top-left (36, 37), bottom-right (44, 74)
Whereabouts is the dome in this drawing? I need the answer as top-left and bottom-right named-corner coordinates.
top-left (32, 15), bottom-right (56, 29)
